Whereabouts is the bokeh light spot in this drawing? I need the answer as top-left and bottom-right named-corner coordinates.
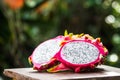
top-left (109, 54), bottom-right (119, 62)
top-left (105, 15), bottom-right (115, 24)
top-left (112, 1), bottom-right (120, 13)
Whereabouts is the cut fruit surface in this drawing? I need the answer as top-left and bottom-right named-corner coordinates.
top-left (61, 41), bottom-right (99, 64)
top-left (29, 36), bottom-right (64, 71)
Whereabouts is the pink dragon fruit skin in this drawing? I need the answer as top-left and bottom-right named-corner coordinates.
top-left (29, 36), bottom-right (65, 71)
top-left (52, 39), bottom-right (108, 72)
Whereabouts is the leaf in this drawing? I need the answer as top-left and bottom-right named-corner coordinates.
top-left (64, 29), bottom-right (68, 36)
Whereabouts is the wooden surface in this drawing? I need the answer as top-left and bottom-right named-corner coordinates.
top-left (3, 65), bottom-right (120, 80)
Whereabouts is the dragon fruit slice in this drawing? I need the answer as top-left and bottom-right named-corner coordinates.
top-left (50, 38), bottom-right (108, 73)
top-left (29, 36), bottom-right (64, 71)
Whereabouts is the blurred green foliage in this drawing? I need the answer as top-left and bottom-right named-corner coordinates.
top-left (0, 0), bottom-right (120, 79)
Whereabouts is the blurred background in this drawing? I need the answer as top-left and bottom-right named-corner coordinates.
top-left (0, 0), bottom-right (120, 79)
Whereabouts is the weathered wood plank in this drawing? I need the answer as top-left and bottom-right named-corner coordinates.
top-left (3, 65), bottom-right (120, 80)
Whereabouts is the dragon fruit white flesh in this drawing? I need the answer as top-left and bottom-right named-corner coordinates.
top-left (61, 41), bottom-right (100, 64)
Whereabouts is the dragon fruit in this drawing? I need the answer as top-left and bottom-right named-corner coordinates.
top-left (28, 36), bottom-right (65, 71)
top-left (28, 31), bottom-right (108, 73)
top-left (47, 34), bottom-right (108, 73)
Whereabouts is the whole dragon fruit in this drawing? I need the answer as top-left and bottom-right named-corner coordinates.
top-left (29, 36), bottom-right (64, 71)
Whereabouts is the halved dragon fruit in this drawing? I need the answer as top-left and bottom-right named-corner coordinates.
top-left (28, 36), bottom-right (65, 71)
top-left (28, 31), bottom-right (108, 73)
top-left (47, 35), bottom-right (108, 73)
